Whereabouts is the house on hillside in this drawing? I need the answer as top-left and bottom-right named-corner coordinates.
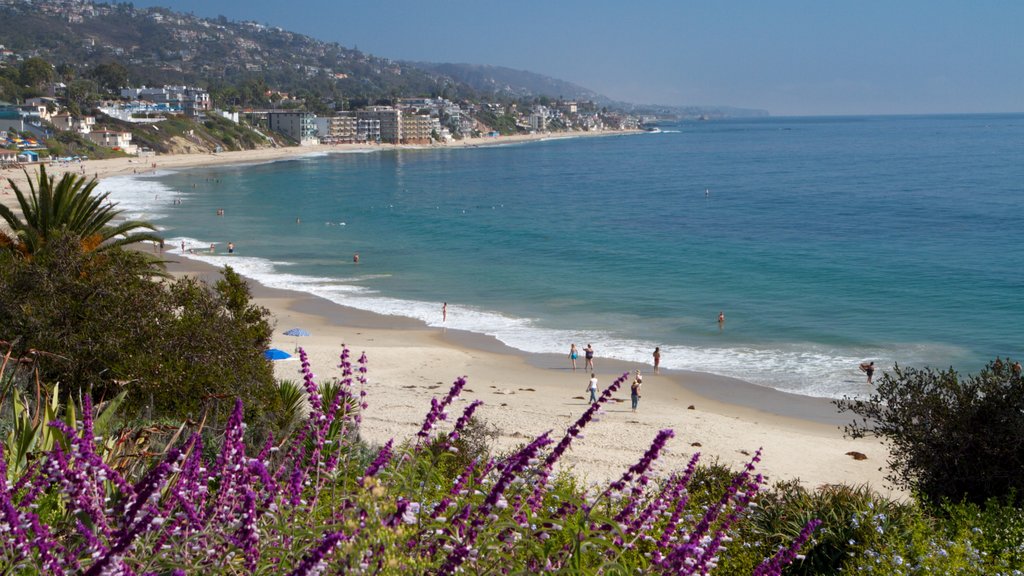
top-left (0, 101), bottom-right (24, 132)
top-left (87, 129), bottom-right (137, 155)
top-left (51, 114), bottom-right (96, 135)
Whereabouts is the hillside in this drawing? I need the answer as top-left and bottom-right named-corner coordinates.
top-left (404, 62), bottom-right (607, 104)
top-left (0, 0), bottom-right (615, 106)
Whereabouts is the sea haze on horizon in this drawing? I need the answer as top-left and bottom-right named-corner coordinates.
top-left (102, 114), bottom-right (1024, 400)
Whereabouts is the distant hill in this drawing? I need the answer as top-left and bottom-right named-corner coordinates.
top-left (0, 0), bottom-right (767, 116)
top-left (404, 62), bottom-right (607, 103)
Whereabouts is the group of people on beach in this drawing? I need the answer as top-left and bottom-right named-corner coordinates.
top-left (573, 342), bottom-right (648, 412)
top-left (585, 368), bottom-right (644, 412)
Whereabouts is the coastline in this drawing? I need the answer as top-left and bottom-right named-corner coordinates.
top-left (1, 129), bottom-right (641, 215)
top-left (168, 252), bottom-right (898, 498)
top-left (3, 129), bottom-right (899, 497)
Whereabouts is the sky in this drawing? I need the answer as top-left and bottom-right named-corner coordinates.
top-left (129, 0), bottom-right (1024, 116)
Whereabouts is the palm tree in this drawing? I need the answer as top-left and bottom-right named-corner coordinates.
top-left (0, 165), bottom-right (161, 259)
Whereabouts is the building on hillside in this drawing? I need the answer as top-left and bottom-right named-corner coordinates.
top-left (87, 129), bottom-right (137, 155)
top-left (528, 106), bottom-right (549, 131)
top-left (0, 102), bottom-right (24, 132)
top-left (51, 114), bottom-right (96, 135)
top-left (267, 111), bottom-right (318, 146)
top-left (120, 86), bottom-right (211, 116)
top-left (400, 113), bottom-right (439, 144)
top-left (356, 106), bottom-right (400, 144)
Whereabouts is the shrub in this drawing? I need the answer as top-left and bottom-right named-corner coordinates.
top-left (835, 359), bottom-right (1024, 505)
top-left (0, 348), bottom-right (817, 574)
top-left (0, 241), bottom-right (281, 434)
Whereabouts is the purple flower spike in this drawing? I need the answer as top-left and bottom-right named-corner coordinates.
top-left (415, 377), bottom-right (467, 448)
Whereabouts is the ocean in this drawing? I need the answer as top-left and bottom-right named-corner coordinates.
top-left (100, 114), bottom-right (1024, 400)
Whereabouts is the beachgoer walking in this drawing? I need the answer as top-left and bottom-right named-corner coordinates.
top-left (584, 343), bottom-right (595, 371)
top-left (569, 343), bottom-right (579, 371)
top-left (631, 370), bottom-right (643, 412)
top-left (180, 240), bottom-right (185, 252)
top-left (227, 242), bottom-right (235, 254)
top-left (587, 373), bottom-right (599, 404)
top-left (653, 346), bottom-right (661, 374)
top-left (718, 311), bottom-right (725, 330)
top-left (443, 302), bottom-right (447, 322)
top-left (859, 361), bottom-right (875, 385)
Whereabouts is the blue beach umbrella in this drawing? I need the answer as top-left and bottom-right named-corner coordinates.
top-left (264, 348), bottom-right (292, 361)
top-left (283, 327), bottom-right (311, 351)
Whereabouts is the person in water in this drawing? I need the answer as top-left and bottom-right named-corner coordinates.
top-left (859, 361), bottom-right (875, 385)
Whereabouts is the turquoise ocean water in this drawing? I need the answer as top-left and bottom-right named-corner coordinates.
top-left (101, 114), bottom-right (1024, 399)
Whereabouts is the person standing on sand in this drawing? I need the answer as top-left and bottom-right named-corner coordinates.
top-left (631, 370), bottom-right (643, 412)
top-left (587, 373), bottom-right (599, 404)
top-left (584, 343), bottom-right (595, 371)
top-left (569, 343), bottom-right (579, 371)
top-left (859, 361), bottom-right (875, 385)
top-left (653, 347), bottom-right (661, 373)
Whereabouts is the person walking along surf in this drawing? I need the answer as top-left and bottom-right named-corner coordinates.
top-left (584, 343), bottom-right (595, 371)
top-left (653, 347), bottom-right (661, 374)
top-left (569, 343), bottom-right (579, 371)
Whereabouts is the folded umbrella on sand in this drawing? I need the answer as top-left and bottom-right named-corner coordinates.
top-left (264, 348), bottom-right (292, 361)
top-left (283, 328), bottom-right (311, 351)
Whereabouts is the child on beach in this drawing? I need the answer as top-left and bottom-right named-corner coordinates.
top-left (586, 373), bottom-right (598, 404)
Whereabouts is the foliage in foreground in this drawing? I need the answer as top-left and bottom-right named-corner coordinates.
top-left (0, 238), bottom-right (281, 433)
top-left (836, 358), bottom-right (1024, 505)
top-left (0, 347), bottom-right (819, 575)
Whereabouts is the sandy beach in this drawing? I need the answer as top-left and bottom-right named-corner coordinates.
top-left (171, 255), bottom-right (897, 499)
top-left (2, 131), bottom-right (899, 498)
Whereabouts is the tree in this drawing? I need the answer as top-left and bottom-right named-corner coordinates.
top-left (19, 57), bottom-right (54, 90)
top-left (835, 359), bottom-right (1024, 504)
top-left (90, 61), bottom-right (130, 93)
top-left (0, 165), bottom-right (161, 259)
top-left (0, 239), bottom-right (283, 433)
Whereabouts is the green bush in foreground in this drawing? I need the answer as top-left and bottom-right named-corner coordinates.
top-left (0, 238), bottom-right (282, 435)
top-left (836, 359), bottom-right (1024, 506)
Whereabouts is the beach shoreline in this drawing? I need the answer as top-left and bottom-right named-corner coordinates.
top-left (1, 129), bottom-right (642, 215)
top-left (166, 252), bottom-right (898, 497)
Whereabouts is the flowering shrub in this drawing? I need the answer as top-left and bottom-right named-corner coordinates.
top-left (1, 346), bottom-right (818, 574)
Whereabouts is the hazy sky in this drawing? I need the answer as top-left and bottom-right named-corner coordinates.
top-left (130, 0), bottom-right (1023, 116)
